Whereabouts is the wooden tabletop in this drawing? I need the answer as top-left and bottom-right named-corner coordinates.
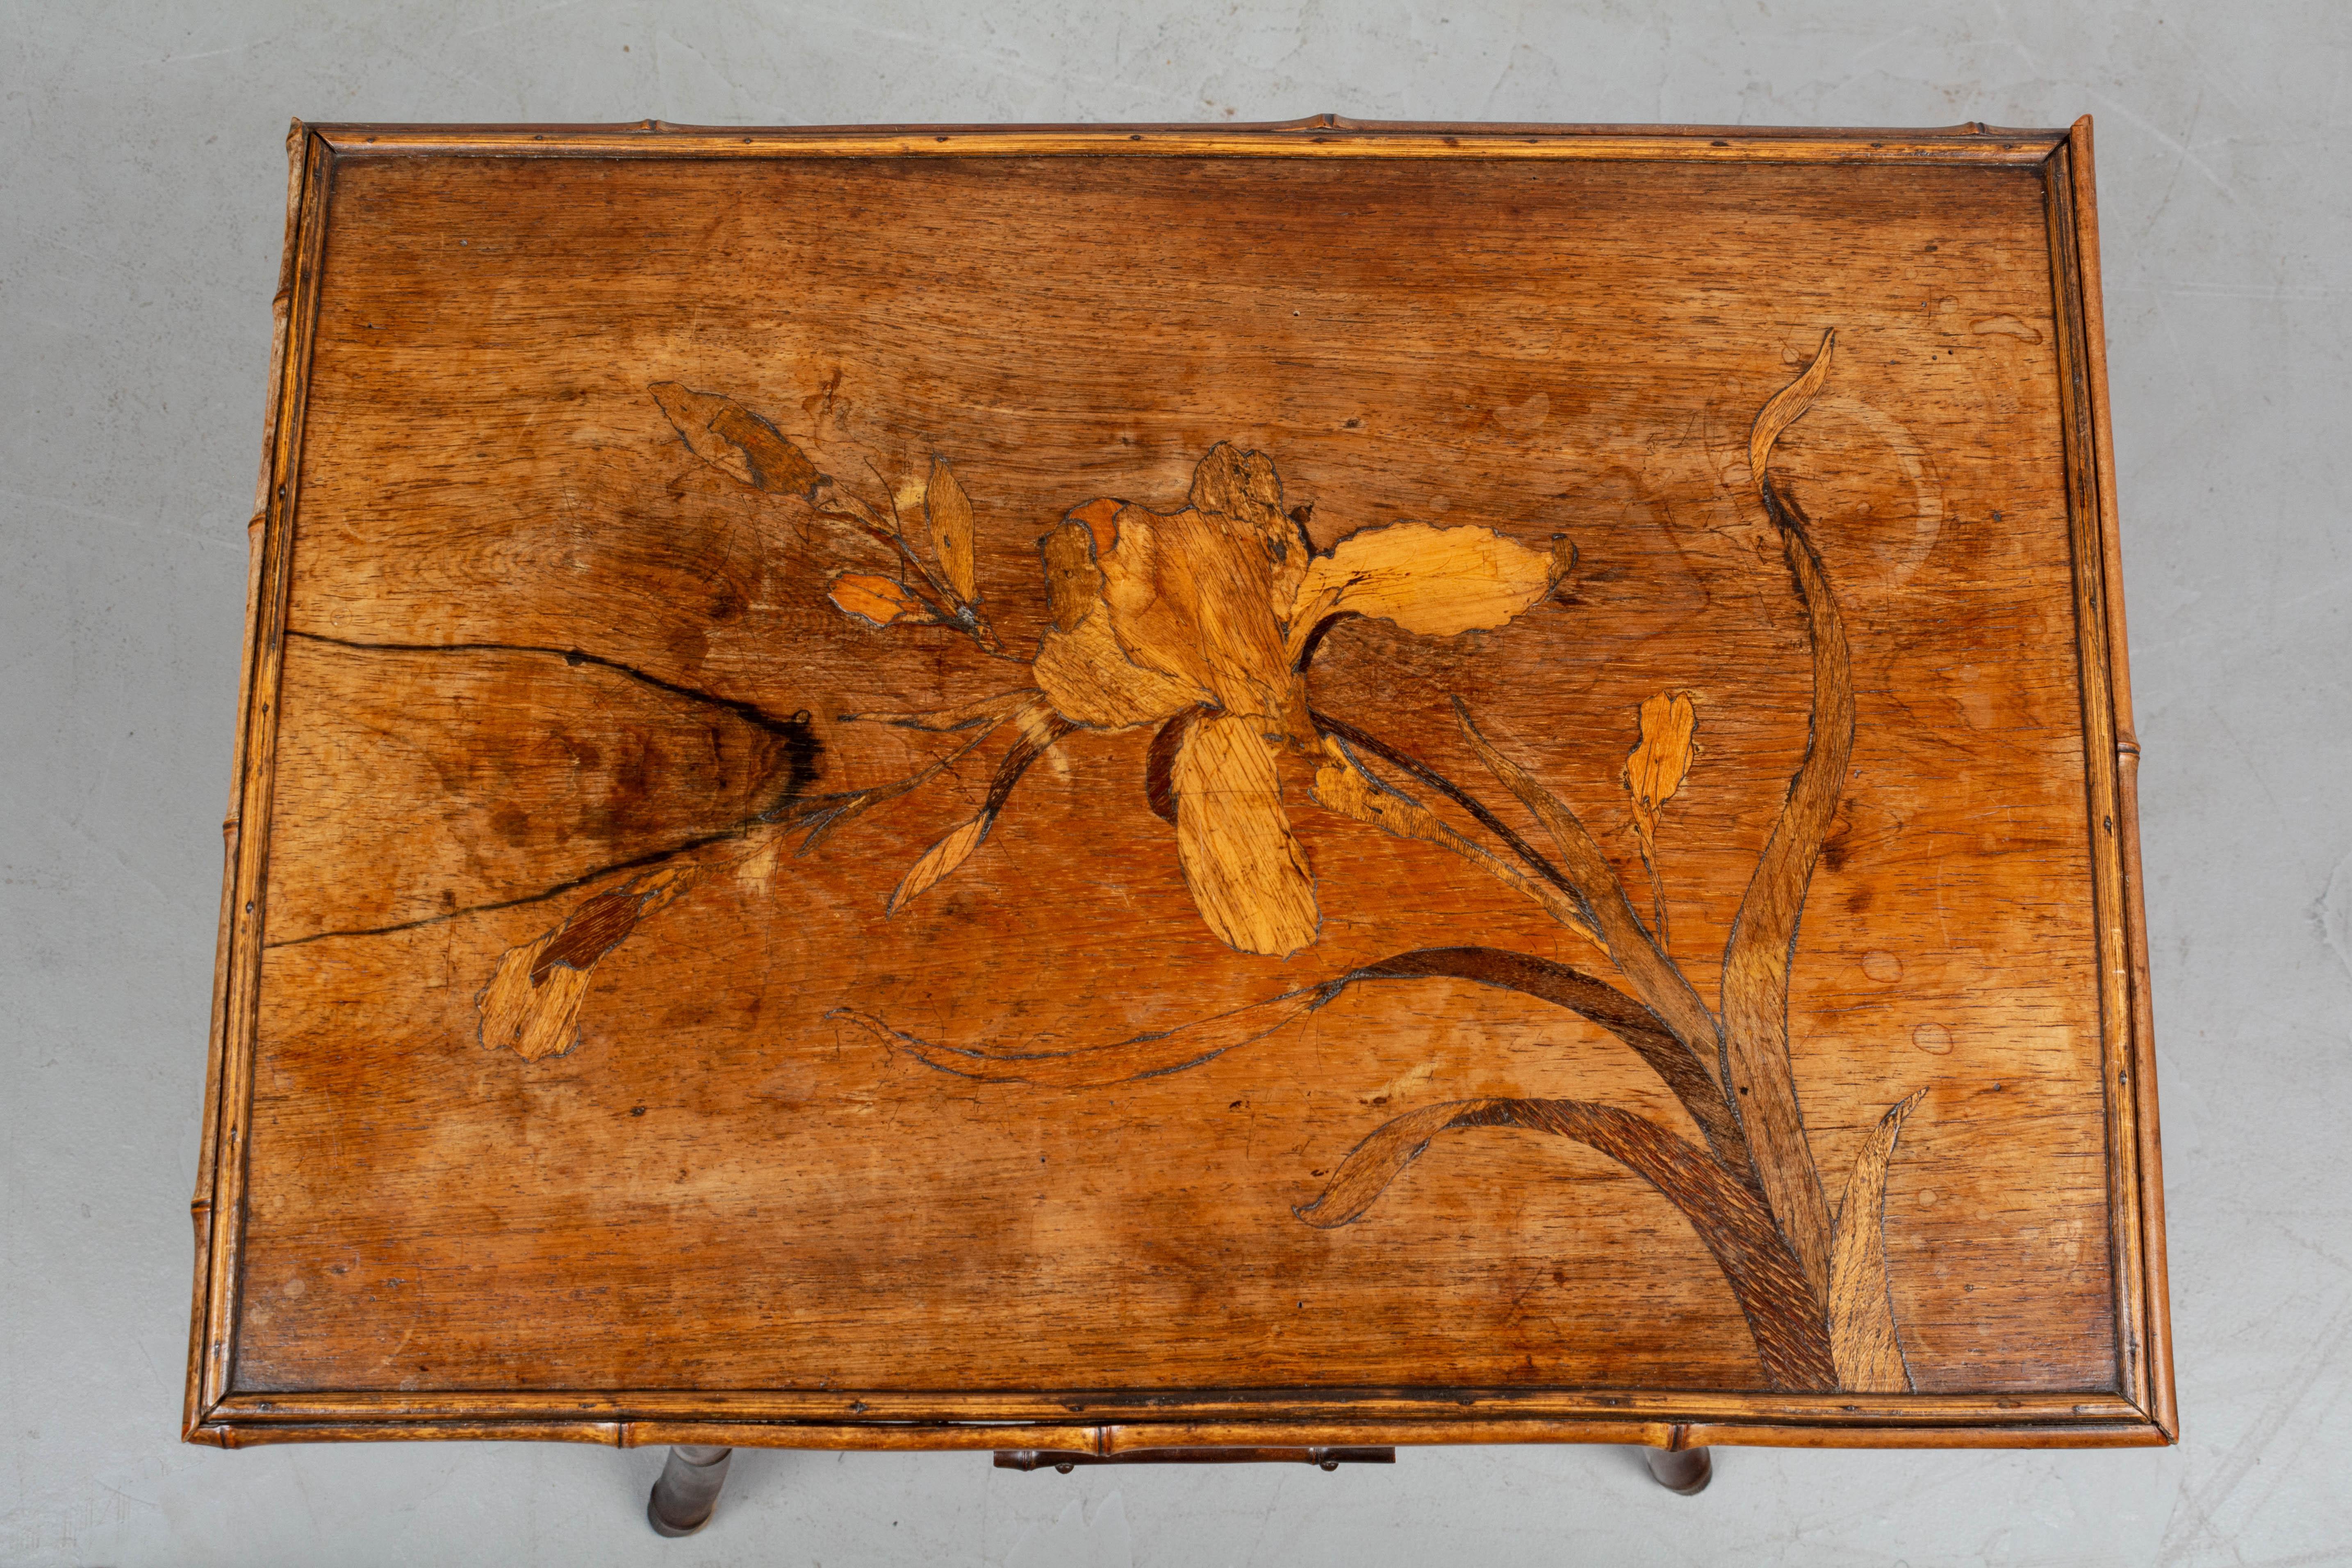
top-left (185, 116), bottom-right (2172, 1454)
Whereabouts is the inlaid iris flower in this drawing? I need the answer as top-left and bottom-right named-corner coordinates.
top-left (815, 441), bottom-right (1569, 957)
top-left (491, 341), bottom-right (1931, 1402)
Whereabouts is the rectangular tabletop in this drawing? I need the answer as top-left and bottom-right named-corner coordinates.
top-left (186, 116), bottom-right (2172, 1452)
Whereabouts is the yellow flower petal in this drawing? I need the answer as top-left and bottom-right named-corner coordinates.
top-left (1173, 713), bottom-right (1319, 957)
top-left (1095, 501), bottom-right (1305, 735)
top-left (1623, 690), bottom-right (1700, 852)
top-left (1032, 512), bottom-right (1209, 728)
top-left (1189, 441), bottom-right (1308, 622)
top-left (1034, 607), bottom-right (1205, 730)
top-left (1283, 521), bottom-right (1566, 663)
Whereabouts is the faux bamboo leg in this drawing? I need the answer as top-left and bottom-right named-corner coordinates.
top-left (1642, 1445), bottom-right (1712, 1496)
top-left (646, 1445), bottom-right (734, 1537)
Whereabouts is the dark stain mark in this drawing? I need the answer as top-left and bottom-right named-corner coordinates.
top-left (773, 708), bottom-right (822, 814)
top-left (264, 636), bottom-right (833, 949)
top-left (1820, 807), bottom-right (1855, 873)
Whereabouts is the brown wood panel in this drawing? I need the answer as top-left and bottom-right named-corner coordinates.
top-left (187, 118), bottom-right (2170, 1449)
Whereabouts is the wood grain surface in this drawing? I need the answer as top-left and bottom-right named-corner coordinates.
top-left (186, 117), bottom-right (2170, 1450)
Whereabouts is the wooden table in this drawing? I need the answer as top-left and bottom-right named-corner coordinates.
top-left (185, 115), bottom-right (2173, 1532)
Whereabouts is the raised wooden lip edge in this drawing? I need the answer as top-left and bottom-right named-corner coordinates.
top-left (189, 1417), bottom-right (2171, 1453)
top-left (307, 112), bottom-right (2064, 163)
top-left (184, 116), bottom-right (2171, 1451)
top-left (2045, 118), bottom-right (2176, 1442)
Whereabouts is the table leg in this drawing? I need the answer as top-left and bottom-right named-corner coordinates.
top-left (1642, 1445), bottom-right (1712, 1496)
top-left (646, 1445), bottom-right (734, 1537)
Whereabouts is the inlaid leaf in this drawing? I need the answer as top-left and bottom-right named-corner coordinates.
top-left (828, 572), bottom-right (927, 628)
top-left (925, 457), bottom-right (979, 603)
top-left (1828, 1090), bottom-right (1928, 1392)
top-left (475, 869), bottom-right (693, 1061)
top-left (833, 982), bottom-right (1329, 1087)
top-left (1292, 1101), bottom-right (1474, 1226)
top-left (649, 381), bottom-right (822, 496)
top-left (886, 816), bottom-right (990, 916)
top-left (1451, 701), bottom-right (1724, 1079)
top-left (1623, 692), bottom-right (1699, 850)
top-left (879, 710), bottom-right (1070, 916)
top-left (1311, 737), bottom-right (1599, 945)
top-left (1748, 330), bottom-right (1836, 482)
top-left (1719, 481), bottom-right (1858, 1295)
top-left (1283, 521), bottom-right (1567, 663)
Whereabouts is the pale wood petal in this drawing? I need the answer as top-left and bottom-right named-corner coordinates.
top-left (925, 457), bottom-right (979, 602)
top-left (476, 938), bottom-right (594, 1061)
top-left (1096, 501), bottom-right (1302, 733)
top-left (1829, 1090), bottom-right (1928, 1392)
top-left (1033, 605), bottom-right (1209, 730)
top-left (1624, 690), bottom-right (1701, 948)
top-left (1283, 521), bottom-right (1565, 663)
top-left (1034, 510), bottom-right (1214, 730)
top-left (1187, 441), bottom-right (1308, 615)
top-left (1037, 517), bottom-right (1104, 633)
top-left (828, 572), bottom-right (926, 628)
top-left (1173, 713), bottom-right (1318, 957)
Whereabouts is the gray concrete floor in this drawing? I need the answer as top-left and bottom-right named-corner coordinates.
top-left (5, 2), bottom-right (2347, 1563)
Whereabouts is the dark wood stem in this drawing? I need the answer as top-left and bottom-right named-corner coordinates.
top-left (1297, 1096), bottom-right (1837, 1389)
